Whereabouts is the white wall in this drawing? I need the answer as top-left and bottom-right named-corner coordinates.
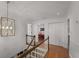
top-left (67, 2), bottom-right (79, 58)
top-left (32, 18), bottom-right (68, 48)
top-left (0, 2), bottom-right (32, 58)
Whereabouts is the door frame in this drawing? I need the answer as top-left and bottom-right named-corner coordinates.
top-left (48, 22), bottom-right (66, 45)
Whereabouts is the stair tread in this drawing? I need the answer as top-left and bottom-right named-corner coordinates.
top-left (32, 49), bottom-right (47, 57)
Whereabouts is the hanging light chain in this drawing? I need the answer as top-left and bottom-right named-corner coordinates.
top-left (7, 1), bottom-right (9, 20)
top-left (6, 1), bottom-right (9, 35)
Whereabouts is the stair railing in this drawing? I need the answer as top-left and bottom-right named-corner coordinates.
top-left (16, 35), bottom-right (36, 57)
top-left (26, 35), bottom-right (36, 51)
top-left (26, 34), bottom-right (36, 46)
top-left (16, 36), bottom-right (49, 58)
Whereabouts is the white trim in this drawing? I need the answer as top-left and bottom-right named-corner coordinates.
top-left (48, 22), bottom-right (65, 24)
top-left (69, 52), bottom-right (72, 58)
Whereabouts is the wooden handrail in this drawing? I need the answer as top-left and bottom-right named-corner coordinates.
top-left (26, 34), bottom-right (35, 37)
top-left (17, 35), bottom-right (35, 56)
top-left (26, 34), bottom-right (35, 46)
top-left (26, 36), bottom-right (35, 51)
top-left (17, 37), bottom-right (49, 58)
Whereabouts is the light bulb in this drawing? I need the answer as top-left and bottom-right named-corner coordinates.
top-left (6, 26), bottom-right (9, 29)
top-left (10, 27), bottom-right (12, 29)
top-left (2, 26), bottom-right (5, 29)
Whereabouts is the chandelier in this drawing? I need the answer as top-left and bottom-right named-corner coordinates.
top-left (0, 1), bottom-right (15, 36)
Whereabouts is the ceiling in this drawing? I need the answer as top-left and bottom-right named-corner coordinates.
top-left (0, 1), bottom-right (71, 21)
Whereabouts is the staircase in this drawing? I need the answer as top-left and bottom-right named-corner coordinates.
top-left (15, 35), bottom-right (49, 58)
top-left (26, 46), bottom-right (48, 58)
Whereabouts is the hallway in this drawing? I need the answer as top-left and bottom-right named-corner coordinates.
top-left (0, 1), bottom-right (79, 58)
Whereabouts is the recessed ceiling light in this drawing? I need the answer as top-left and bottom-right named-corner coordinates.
top-left (57, 12), bottom-right (60, 16)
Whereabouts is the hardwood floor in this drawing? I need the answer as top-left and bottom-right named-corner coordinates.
top-left (45, 44), bottom-right (69, 58)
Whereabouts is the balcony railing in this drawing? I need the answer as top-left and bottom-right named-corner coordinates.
top-left (13, 35), bottom-right (49, 58)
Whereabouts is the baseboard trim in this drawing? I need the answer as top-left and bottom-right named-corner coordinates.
top-left (69, 53), bottom-right (72, 58)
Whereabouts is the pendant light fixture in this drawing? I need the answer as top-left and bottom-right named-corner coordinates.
top-left (0, 1), bottom-right (15, 36)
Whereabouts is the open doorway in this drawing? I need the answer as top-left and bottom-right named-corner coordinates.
top-left (48, 22), bottom-right (67, 47)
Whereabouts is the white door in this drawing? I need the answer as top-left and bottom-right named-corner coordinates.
top-left (27, 24), bottom-right (32, 43)
top-left (49, 24), bottom-right (56, 45)
top-left (49, 22), bottom-right (67, 47)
